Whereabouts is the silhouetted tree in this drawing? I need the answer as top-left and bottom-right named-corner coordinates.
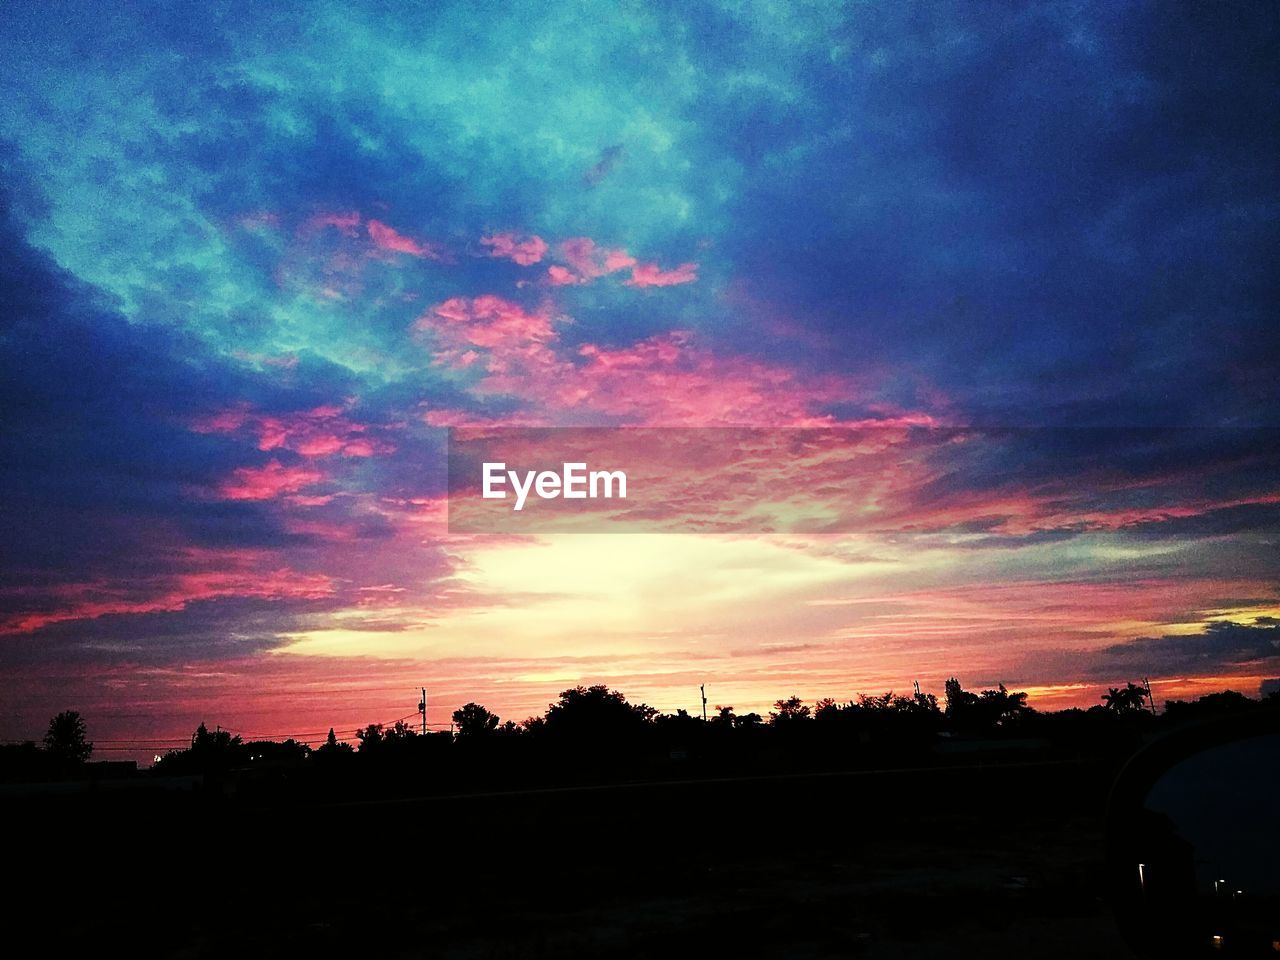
top-left (711, 705), bottom-right (736, 727)
top-left (857, 692), bottom-right (897, 712)
top-left (769, 696), bottom-right (810, 725)
top-left (191, 722), bottom-right (242, 753)
top-left (979, 684), bottom-right (1029, 726)
top-left (153, 722), bottom-right (245, 773)
top-left (243, 738), bottom-right (310, 763)
top-left (912, 690), bottom-right (941, 714)
top-left (1163, 689), bottom-right (1254, 719)
top-left (453, 702), bottom-right (500, 738)
top-left (1102, 683), bottom-right (1147, 714)
top-left (945, 680), bottom-right (1029, 732)
top-left (354, 720), bottom-right (419, 757)
top-left (316, 728), bottom-right (353, 755)
top-left (735, 712), bottom-right (764, 729)
top-left (653, 709), bottom-right (702, 744)
top-left (43, 711), bottom-right (92, 764)
top-left (355, 723), bottom-right (385, 752)
top-left (385, 720), bottom-right (416, 741)
top-left (944, 677), bottom-right (979, 720)
top-left (543, 685), bottom-right (656, 743)
top-left (813, 699), bottom-right (847, 722)
top-left (813, 697), bottom-right (840, 719)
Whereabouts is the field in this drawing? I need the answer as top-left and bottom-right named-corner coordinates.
top-left (8, 760), bottom-right (1133, 957)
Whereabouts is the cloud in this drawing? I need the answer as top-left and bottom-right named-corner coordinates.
top-left (0, 0), bottom-right (1276, 742)
top-left (481, 232), bottom-right (548, 266)
top-left (366, 218), bottom-right (442, 259)
top-left (558, 237), bottom-right (633, 281)
top-left (302, 210), bottom-right (363, 237)
top-left (0, 546), bottom-right (336, 637)
top-left (415, 296), bottom-right (559, 387)
top-left (217, 460), bottom-right (327, 501)
top-left (543, 237), bottom-right (695, 288)
top-left (1093, 619), bottom-right (1280, 676)
top-left (414, 292), bottom-right (856, 426)
top-left (625, 261), bottom-right (698, 287)
top-left (546, 264), bottom-right (579, 286)
top-left (193, 403), bottom-right (395, 458)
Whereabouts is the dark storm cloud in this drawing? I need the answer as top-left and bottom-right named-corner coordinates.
top-left (0, 596), bottom-right (336, 669)
top-left (1092, 618), bottom-right (1280, 677)
top-left (709, 3), bottom-right (1279, 426)
top-left (0, 189), bottom-right (355, 576)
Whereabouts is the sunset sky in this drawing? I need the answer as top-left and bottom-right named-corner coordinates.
top-left (1, 2), bottom-right (1277, 758)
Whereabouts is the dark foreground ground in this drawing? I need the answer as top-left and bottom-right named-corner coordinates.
top-left (6, 760), bottom-right (1132, 958)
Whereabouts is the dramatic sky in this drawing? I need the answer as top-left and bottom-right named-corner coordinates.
top-left (1, 2), bottom-right (1277, 757)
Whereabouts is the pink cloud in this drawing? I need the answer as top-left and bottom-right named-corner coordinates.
top-left (413, 293), bottom-right (856, 426)
top-left (193, 405), bottom-right (393, 459)
top-left (546, 264), bottom-right (580, 286)
top-left (367, 219), bottom-right (443, 259)
top-left (560, 332), bottom-right (848, 425)
top-left (626, 261), bottom-right (698, 287)
top-left (481, 232), bottom-right (548, 266)
top-left (294, 210), bottom-right (444, 263)
top-left (542, 237), bottom-right (694, 288)
top-left (415, 296), bottom-right (560, 382)
top-left (421, 408), bottom-right (547, 429)
top-left (551, 237), bottom-right (637, 284)
top-left (603, 249), bottom-right (638, 273)
top-left (193, 405), bottom-right (253, 433)
top-left (0, 546), bottom-right (335, 635)
top-left (218, 460), bottom-right (326, 501)
top-left (302, 210), bottom-right (362, 237)
top-left (560, 237), bottom-right (606, 277)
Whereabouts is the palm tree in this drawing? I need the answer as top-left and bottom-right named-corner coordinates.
top-left (1102, 682), bottom-right (1147, 713)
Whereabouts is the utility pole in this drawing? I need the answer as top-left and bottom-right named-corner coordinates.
top-left (419, 687), bottom-right (427, 735)
top-left (1143, 677), bottom-right (1157, 715)
top-left (700, 683), bottom-right (707, 722)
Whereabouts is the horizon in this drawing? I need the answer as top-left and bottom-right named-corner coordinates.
top-left (9, 673), bottom-right (1275, 768)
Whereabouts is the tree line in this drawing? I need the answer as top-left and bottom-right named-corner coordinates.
top-left (2, 678), bottom-right (1274, 786)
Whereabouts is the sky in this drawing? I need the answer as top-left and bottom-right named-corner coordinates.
top-left (1, 1), bottom-right (1277, 757)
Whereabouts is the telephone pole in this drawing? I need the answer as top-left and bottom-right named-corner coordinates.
top-left (419, 687), bottom-right (427, 735)
top-left (700, 683), bottom-right (707, 722)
